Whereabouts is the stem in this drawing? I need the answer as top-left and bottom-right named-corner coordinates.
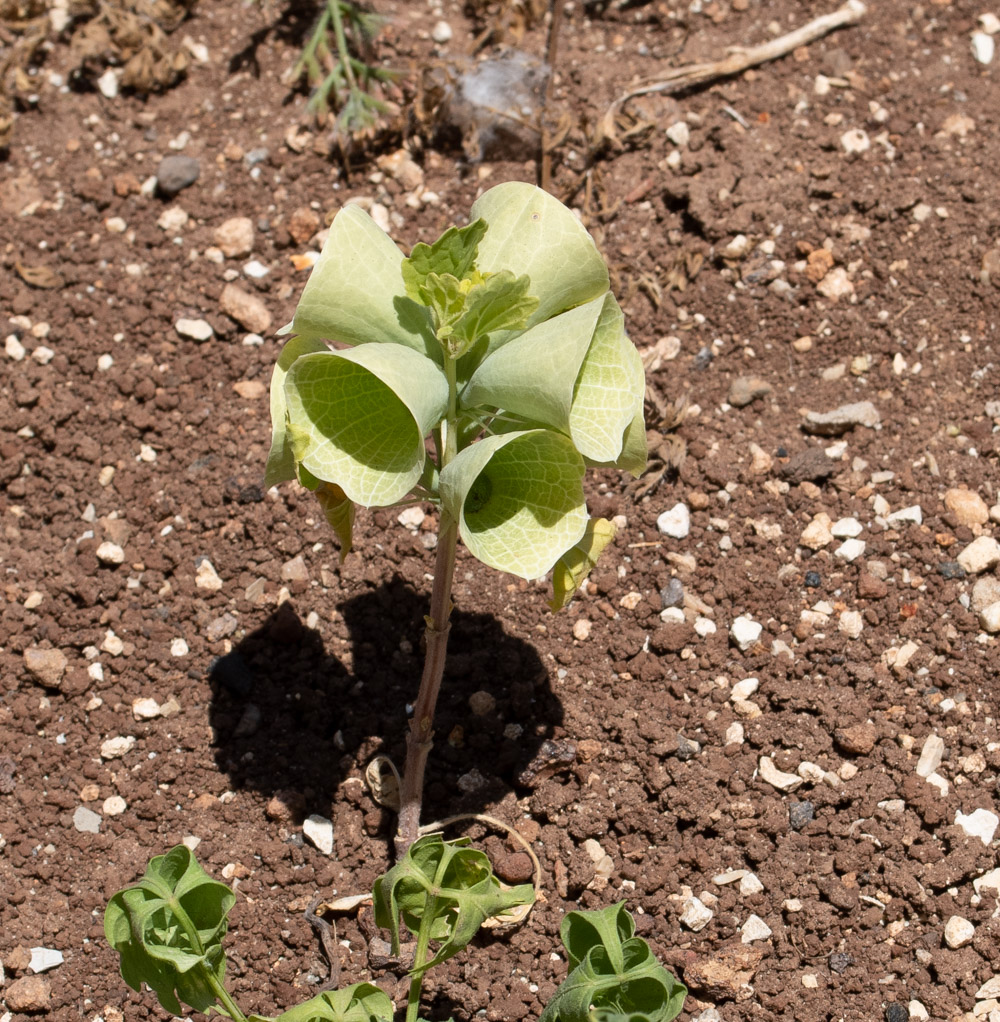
top-left (329, 0), bottom-right (359, 93)
top-left (395, 359), bottom-right (461, 857)
top-left (403, 845), bottom-right (450, 1022)
top-left (202, 966), bottom-right (249, 1022)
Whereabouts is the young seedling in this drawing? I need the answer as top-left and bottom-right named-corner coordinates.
top-left (105, 837), bottom-right (534, 1022)
top-left (541, 902), bottom-right (686, 1022)
top-left (266, 182), bottom-right (646, 853)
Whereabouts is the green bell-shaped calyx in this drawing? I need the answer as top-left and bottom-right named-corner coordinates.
top-left (439, 429), bottom-right (587, 580)
top-left (289, 202), bottom-right (438, 360)
top-left (283, 344), bottom-right (448, 508)
top-left (461, 292), bottom-right (645, 469)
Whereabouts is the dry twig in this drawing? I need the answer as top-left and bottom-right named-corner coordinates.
top-left (599, 0), bottom-right (866, 144)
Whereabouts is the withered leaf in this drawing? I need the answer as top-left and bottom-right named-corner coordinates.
top-left (15, 261), bottom-right (64, 289)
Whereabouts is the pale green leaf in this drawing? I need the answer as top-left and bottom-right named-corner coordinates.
top-left (291, 203), bottom-right (438, 360)
top-left (460, 296), bottom-right (604, 433)
top-left (568, 295), bottom-right (646, 462)
top-left (265, 335), bottom-right (330, 488)
top-left (470, 183), bottom-right (610, 344)
top-left (548, 517), bottom-right (617, 612)
top-left (402, 219), bottom-right (488, 304)
top-left (584, 408), bottom-right (648, 478)
top-left (422, 272), bottom-right (467, 339)
top-left (312, 478), bottom-right (356, 562)
top-left (450, 270), bottom-right (538, 354)
top-left (284, 344), bottom-right (448, 507)
top-left (439, 429), bottom-right (587, 580)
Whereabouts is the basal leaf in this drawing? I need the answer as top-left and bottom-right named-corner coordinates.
top-left (291, 202), bottom-right (438, 360)
top-left (284, 344), bottom-right (448, 507)
top-left (470, 183), bottom-right (610, 350)
top-left (270, 982), bottom-right (393, 1022)
top-left (439, 429), bottom-right (587, 581)
top-left (373, 834), bottom-right (533, 977)
top-left (266, 335), bottom-right (330, 488)
top-left (402, 219), bottom-right (488, 304)
top-left (104, 845), bottom-right (235, 1017)
top-left (548, 517), bottom-right (617, 612)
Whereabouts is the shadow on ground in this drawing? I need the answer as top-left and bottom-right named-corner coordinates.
top-left (208, 575), bottom-right (561, 824)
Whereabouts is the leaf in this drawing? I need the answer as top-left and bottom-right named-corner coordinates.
top-left (402, 219), bottom-right (488, 304)
top-left (462, 293), bottom-right (645, 465)
top-left (283, 344), bottom-right (448, 508)
top-left (439, 429), bottom-right (587, 581)
top-left (290, 202), bottom-right (438, 361)
top-left (548, 517), bottom-right (617, 612)
top-left (540, 904), bottom-right (686, 1022)
top-left (268, 981), bottom-right (393, 1022)
top-left (373, 834), bottom-right (534, 977)
top-left (298, 469), bottom-right (356, 562)
top-left (469, 183), bottom-right (610, 350)
top-left (265, 335), bottom-right (330, 488)
top-left (15, 261), bottom-right (64, 289)
top-left (449, 270), bottom-right (538, 356)
top-left (104, 845), bottom-right (235, 1017)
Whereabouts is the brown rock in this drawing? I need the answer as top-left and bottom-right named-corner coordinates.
top-left (805, 247), bottom-right (834, 283)
top-left (23, 647), bottom-right (68, 689)
top-left (191, 793), bottom-right (218, 810)
top-left (6, 945), bottom-right (33, 972)
top-left (944, 487), bottom-right (989, 527)
top-left (835, 722), bottom-right (878, 755)
top-left (266, 790), bottom-right (304, 821)
top-left (779, 448), bottom-right (834, 484)
top-left (649, 621), bottom-right (695, 653)
top-left (220, 283), bottom-right (272, 334)
top-left (982, 247), bottom-right (1000, 286)
top-left (5, 974), bottom-right (52, 1012)
top-left (858, 572), bottom-right (888, 599)
top-left (213, 216), bottom-right (255, 258)
top-left (683, 944), bottom-right (763, 1002)
top-left (727, 376), bottom-right (772, 408)
top-left (288, 206), bottom-right (321, 246)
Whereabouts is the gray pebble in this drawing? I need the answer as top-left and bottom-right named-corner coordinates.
top-left (244, 147), bottom-right (270, 168)
top-left (788, 801), bottom-right (814, 830)
top-left (660, 578), bottom-right (684, 608)
top-left (156, 155), bottom-right (200, 196)
top-left (73, 805), bottom-right (102, 833)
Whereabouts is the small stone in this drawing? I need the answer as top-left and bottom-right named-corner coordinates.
top-left (980, 602), bottom-right (1000, 633)
top-left (835, 538), bottom-right (865, 562)
top-left (884, 1005), bottom-right (907, 1022)
top-left (972, 577), bottom-right (1000, 614)
top-left (740, 914), bottom-right (772, 943)
top-left (132, 697), bottom-right (161, 720)
top-left (694, 616), bottom-right (717, 637)
top-left (666, 120), bottom-right (690, 146)
top-left (838, 610), bottom-right (864, 638)
top-left (660, 578), bottom-right (684, 608)
top-left (171, 637), bottom-right (190, 657)
top-left (103, 795), bottom-right (127, 816)
top-left (971, 30), bottom-right (995, 64)
top-left (740, 873), bottom-right (764, 895)
top-left (657, 503), bottom-right (691, 539)
top-left (725, 722), bottom-right (745, 745)
top-left (731, 616), bottom-right (762, 651)
top-left (220, 283), bottom-right (272, 334)
top-left (100, 736), bottom-right (135, 760)
top-left (831, 517), bottom-right (862, 538)
top-left (196, 559), bottom-right (223, 590)
top-left (156, 154), bottom-right (200, 196)
top-left (858, 572), bottom-right (888, 598)
top-left (73, 805), bottom-right (102, 833)
top-left (728, 376), bottom-right (772, 408)
top-left (233, 380), bottom-right (266, 399)
top-left (29, 947), bottom-right (64, 973)
top-left (96, 541), bottom-right (125, 565)
top-left (6, 334), bottom-right (27, 360)
top-left (5, 974), bottom-right (51, 1012)
top-left (915, 734), bottom-right (945, 778)
top-left (206, 613), bottom-right (238, 642)
top-left (288, 206), bottom-right (321, 245)
top-left (816, 266), bottom-right (855, 299)
top-left (788, 801), bottom-right (814, 830)
top-left (955, 807), bottom-right (999, 845)
top-left (398, 506), bottom-right (426, 529)
top-left (974, 868), bottom-right (1000, 895)
top-left (681, 896), bottom-right (714, 931)
top-left (281, 555), bottom-right (309, 581)
top-left (175, 317), bottom-right (214, 342)
top-left (802, 974), bottom-right (819, 988)
top-left (214, 217), bottom-right (255, 258)
top-left (975, 976), bottom-right (1000, 1000)
top-left (431, 19), bottom-right (453, 42)
top-left (981, 12), bottom-right (1000, 33)
top-left (303, 814), bottom-right (334, 855)
top-left (957, 535), bottom-right (1000, 574)
top-left (835, 722), bottom-right (877, 755)
top-left (573, 618), bottom-right (592, 641)
top-left (803, 401), bottom-right (880, 435)
top-left (944, 915), bottom-right (975, 948)
top-left (759, 756), bottom-right (802, 792)
top-left (457, 768), bottom-right (487, 793)
top-left (944, 487), bottom-right (990, 526)
top-left (731, 677), bottom-right (759, 701)
top-left (800, 513), bottom-right (834, 549)
top-left (23, 647), bottom-right (68, 688)
top-left (157, 206), bottom-right (189, 231)
top-left (233, 703), bottom-right (261, 737)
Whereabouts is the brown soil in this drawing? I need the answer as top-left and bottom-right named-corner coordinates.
top-left (3, 2), bottom-right (1000, 1021)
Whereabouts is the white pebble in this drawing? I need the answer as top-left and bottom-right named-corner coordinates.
top-left (96, 542), bottom-right (125, 565)
top-left (886, 505), bottom-right (923, 526)
top-left (839, 610), bottom-right (864, 639)
top-left (981, 12), bottom-right (1000, 34)
top-left (139, 444), bottom-right (157, 462)
top-left (666, 121), bottom-right (691, 147)
top-left (175, 317), bottom-right (214, 341)
top-left (955, 807), bottom-right (999, 845)
top-left (243, 260), bottom-right (270, 278)
top-left (944, 915), bottom-right (975, 948)
top-left (759, 756), bottom-right (802, 792)
top-left (132, 697), bottom-right (161, 720)
top-left (957, 536), bottom-right (1000, 574)
top-left (103, 795), bottom-right (127, 816)
top-left (740, 914), bottom-right (772, 942)
top-left (657, 503), bottom-right (691, 539)
top-left (303, 813), bottom-right (335, 855)
top-left (157, 206), bottom-right (189, 231)
top-left (835, 538), bottom-right (866, 562)
top-left (573, 619), bottom-right (592, 641)
top-left (32, 346), bottom-right (55, 364)
top-left (101, 630), bottom-right (124, 656)
top-left (740, 873), bottom-right (764, 896)
top-left (6, 334), bottom-right (27, 361)
top-left (431, 19), bottom-right (452, 43)
top-left (840, 128), bottom-right (870, 153)
top-left (831, 517), bottom-right (862, 538)
top-left (971, 30), bottom-right (995, 63)
top-left (916, 734), bottom-right (945, 777)
top-left (680, 896), bottom-right (714, 931)
top-left (170, 637), bottom-right (190, 657)
top-left (29, 947), bottom-right (64, 973)
top-left (730, 615), bottom-right (762, 651)
top-left (980, 602), bottom-right (1000, 633)
top-left (694, 617), bottom-right (717, 637)
top-left (725, 722), bottom-right (745, 745)
top-left (97, 67), bottom-right (119, 98)
top-left (397, 506), bottom-right (425, 530)
top-left (100, 735), bottom-right (136, 760)
top-left (731, 677), bottom-right (759, 701)
top-left (196, 559), bottom-right (223, 590)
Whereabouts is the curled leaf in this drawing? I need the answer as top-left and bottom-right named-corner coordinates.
top-left (548, 517), bottom-right (617, 612)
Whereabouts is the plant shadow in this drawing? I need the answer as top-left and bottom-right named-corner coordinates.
top-left (208, 575), bottom-right (562, 827)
